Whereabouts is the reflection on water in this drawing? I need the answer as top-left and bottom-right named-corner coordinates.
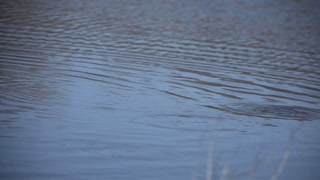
top-left (1, 0), bottom-right (320, 179)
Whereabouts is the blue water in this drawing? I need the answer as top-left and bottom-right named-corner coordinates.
top-left (1, 0), bottom-right (320, 179)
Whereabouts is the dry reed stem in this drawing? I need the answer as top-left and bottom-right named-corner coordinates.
top-left (270, 121), bottom-right (303, 180)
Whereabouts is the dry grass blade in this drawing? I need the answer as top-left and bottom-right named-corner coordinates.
top-left (270, 121), bottom-right (303, 180)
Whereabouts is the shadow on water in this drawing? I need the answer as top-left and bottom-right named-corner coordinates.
top-left (223, 103), bottom-right (320, 121)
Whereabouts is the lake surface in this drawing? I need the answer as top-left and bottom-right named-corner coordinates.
top-left (1, 0), bottom-right (320, 179)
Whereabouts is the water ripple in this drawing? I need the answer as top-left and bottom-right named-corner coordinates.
top-left (223, 103), bottom-right (320, 121)
top-left (1, 1), bottom-right (320, 179)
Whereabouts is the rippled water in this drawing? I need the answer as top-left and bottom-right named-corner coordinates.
top-left (1, 0), bottom-right (320, 179)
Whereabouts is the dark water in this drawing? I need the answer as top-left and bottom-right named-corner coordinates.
top-left (1, 0), bottom-right (320, 179)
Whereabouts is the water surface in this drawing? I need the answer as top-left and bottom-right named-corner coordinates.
top-left (1, 0), bottom-right (320, 179)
